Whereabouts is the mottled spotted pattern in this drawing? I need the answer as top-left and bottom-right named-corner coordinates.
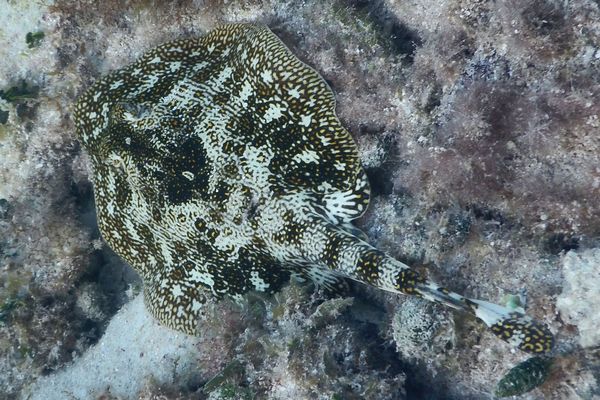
top-left (74, 24), bottom-right (553, 353)
top-left (491, 315), bottom-right (554, 353)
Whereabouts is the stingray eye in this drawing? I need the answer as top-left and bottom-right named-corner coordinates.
top-left (121, 102), bottom-right (151, 120)
top-left (106, 152), bottom-right (126, 173)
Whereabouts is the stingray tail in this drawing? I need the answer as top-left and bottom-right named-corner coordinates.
top-left (307, 221), bottom-right (554, 354)
top-left (414, 280), bottom-right (554, 354)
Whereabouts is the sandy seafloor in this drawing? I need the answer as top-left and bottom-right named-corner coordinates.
top-left (1, 0), bottom-right (599, 399)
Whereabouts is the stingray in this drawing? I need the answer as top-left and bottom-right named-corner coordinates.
top-left (74, 23), bottom-right (553, 354)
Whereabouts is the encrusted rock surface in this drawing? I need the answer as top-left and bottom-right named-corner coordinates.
top-left (1, 0), bottom-right (599, 399)
top-left (557, 249), bottom-right (600, 349)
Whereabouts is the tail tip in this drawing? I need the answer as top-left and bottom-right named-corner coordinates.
top-left (490, 314), bottom-right (554, 354)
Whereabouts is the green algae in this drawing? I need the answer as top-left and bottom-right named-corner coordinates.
top-left (25, 31), bottom-right (44, 48)
top-left (0, 81), bottom-right (39, 103)
top-left (495, 356), bottom-right (553, 397)
top-left (0, 297), bottom-right (25, 325)
top-left (0, 110), bottom-right (8, 124)
top-left (216, 383), bottom-right (254, 400)
top-left (202, 360), bottom-right (244, 390)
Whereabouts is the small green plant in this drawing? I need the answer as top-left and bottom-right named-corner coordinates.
top-left (0, 81), bottom-right (40, 103)
top-left (0, 297), bottom-right (25, 324)
top-left (25, 31), bottom-right (45, 48)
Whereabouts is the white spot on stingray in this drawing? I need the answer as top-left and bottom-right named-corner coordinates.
top-left (320, 136), bottom-right (331, 146)
top-left (171, 284), bottom-right (184, 298)
top-left (149, 56), bottom-right (162, 64)
top-left (238, 81), bottom-right (254, 105)
top-left (91, 127), bottom-right (102, 138)
top-left (216, 67), bottom-right (233, 85)
top-left (182, 171), bottom-right (194, 181)
top-left (250, 271), bottom-right (270, 292)
top-left (263, 103), bottom-right (286, 123)
top-left (191, 299), bottom-right (203, 313)
top-left (293, 149), bottom-right (320, 164)
top-left (109, 80), bottom-right (123, 90)
top-left (299, 114), bottom-right (312, 127)
top-left (105, 199), bottom-right (115, 216)
top-left (288, 87), bottom-right (301, 99)
top-left (317, 182), bottom-right (334, 191)
top-left (192, 61), bottom-right (209, 72)
top-left (261, 69), bottom-right (273, 83)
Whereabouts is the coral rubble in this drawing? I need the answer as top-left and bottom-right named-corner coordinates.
top-left (1, 0), bottom-right (599, 399)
